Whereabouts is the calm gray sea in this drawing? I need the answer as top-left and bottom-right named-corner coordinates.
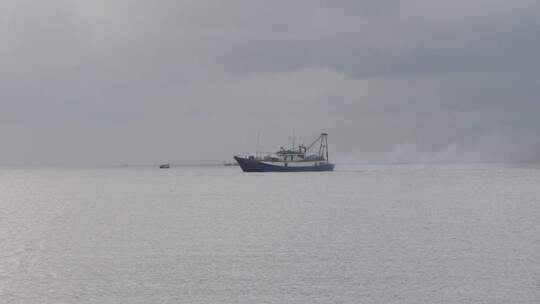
top-left (1, 164), bottom-right (539, 303)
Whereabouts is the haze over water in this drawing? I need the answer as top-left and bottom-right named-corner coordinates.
top-left (1, 164), bottom-right (539, 303)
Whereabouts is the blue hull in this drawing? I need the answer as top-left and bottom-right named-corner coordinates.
top-left (234, 156), bottom-right (334, 172)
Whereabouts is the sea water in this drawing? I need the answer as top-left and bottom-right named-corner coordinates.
top-left (1, 164), bottom-right (539, 303)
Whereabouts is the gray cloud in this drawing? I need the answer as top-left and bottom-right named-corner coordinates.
top-left (1, 0), bottom-right (539, 165)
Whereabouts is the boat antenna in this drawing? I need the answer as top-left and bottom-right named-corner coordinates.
top-left (256, 129), bottom-right (261, 158)
top-left (292, 128), bottom-right (295, 151)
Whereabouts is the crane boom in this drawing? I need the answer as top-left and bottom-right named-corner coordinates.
top-left (305, 133), bottom-right (324, 152)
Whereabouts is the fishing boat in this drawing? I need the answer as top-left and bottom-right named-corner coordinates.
top-left (234, 133), bottom-right (334, 172)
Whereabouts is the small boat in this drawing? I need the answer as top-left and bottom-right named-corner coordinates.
top-left (234, 133), bottom-right (334, 172)
top-left (159, 163), bottom-right (170, 169)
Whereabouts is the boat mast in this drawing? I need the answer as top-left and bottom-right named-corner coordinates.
top-left (292, 129), bottom-right (295, 151)
top-left (302, 133), bottom-right (330, 161)
top-left (256, 129), bottom-right (261, 159)
top-left (323, 133), bottom-right (329, 161)
top-left (317, 133), bottom-right (329, 161)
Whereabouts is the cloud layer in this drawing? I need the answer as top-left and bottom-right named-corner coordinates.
top-left (1, 0), bottom-right (539, 165)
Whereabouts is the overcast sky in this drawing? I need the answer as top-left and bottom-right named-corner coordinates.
top-left (1, 0), bottom-right (539, 165)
